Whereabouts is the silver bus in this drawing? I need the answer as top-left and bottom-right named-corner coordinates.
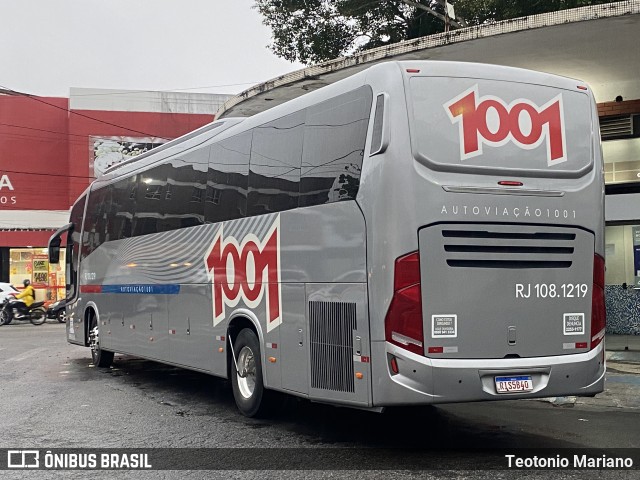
top-left (49, 61), bottom-right (605, 417)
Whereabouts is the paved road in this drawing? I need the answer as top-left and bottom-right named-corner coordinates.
top-left (1, 322), bottom-right (638, 479)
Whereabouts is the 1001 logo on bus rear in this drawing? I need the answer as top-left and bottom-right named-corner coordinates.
top-left (204, 216), bottom-right (282, 332)
top-left (445, 85), bottom-right (567, 166)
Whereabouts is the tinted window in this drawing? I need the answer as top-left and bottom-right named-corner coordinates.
top-left (108, 175), bottom-right (137, 240)
top-left (134, 165), bottom-right (167, 236)
top-left (248, 111), bottom-right (304, 216)
top-left (300, 86), bottom-right (372, 207)
top-left (81, 185), bottom-right (112, 258)
top-left (205, 131), bottom-right (251, 223)
top-left (161, 148), bottom-right (209, 231)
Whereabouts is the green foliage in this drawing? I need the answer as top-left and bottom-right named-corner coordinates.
top-left (255, 0), bottom-right (614, 65)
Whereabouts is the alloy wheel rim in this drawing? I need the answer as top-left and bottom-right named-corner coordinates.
top-left (237, 346), bottom-right (256, 399)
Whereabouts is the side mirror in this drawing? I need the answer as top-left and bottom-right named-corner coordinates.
top-left (48, 223), bottom-right (72, 264)
top-left (49, 235), bottom-right (61, 264)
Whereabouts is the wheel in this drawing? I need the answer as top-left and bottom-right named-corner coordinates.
top-left (30, 307), bottom-right (46, 325)
top-left (231, 328), bottom-right (269, 417)
top-left (1, 308), bottom-right (13, 325)
top-left (89, 315), bottom-right (114, 368)
top-left (56, 309), bottom-right (66, 323)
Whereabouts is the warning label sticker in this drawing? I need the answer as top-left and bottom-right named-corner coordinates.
top-left (432, 314), bottom-right (457, 338)
top-left (563, 313), bottom-right (585, 335)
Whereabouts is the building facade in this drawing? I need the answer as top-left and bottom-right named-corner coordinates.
top-left (0, 88), bottom-right (229, 301)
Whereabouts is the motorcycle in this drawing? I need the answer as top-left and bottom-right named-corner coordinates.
top-left (0, 298), bottom-right (47, 326)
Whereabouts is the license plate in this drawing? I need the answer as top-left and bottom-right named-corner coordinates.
top-left (495, 375), bottom-right (533, 393)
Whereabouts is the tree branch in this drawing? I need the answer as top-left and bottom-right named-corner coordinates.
top-left (397, 0), bottom-right (464, 29)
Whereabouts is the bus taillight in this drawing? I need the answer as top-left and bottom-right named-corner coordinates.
top-left (591, 254), bottom-right (606, 350)
top-left (385, 252), bottom-right (424, 356)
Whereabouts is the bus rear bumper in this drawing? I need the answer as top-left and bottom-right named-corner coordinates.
top-left (371, 341), bottom-right (606, 406)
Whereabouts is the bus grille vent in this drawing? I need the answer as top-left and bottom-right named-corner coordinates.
top-left (442, 229), bottom-right (575, 269)
top-left (309, 301), bottom-right (357, 393)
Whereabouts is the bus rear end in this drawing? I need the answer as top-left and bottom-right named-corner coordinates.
top-left (366, 61), bottom-right (605, 405)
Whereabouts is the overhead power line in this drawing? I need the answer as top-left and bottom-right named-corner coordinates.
top-left (0, 84), bottom-right (171, 140)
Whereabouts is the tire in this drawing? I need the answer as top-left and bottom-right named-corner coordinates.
top-left (231, 328), bottom-right (269, 417)
top-left (1, 308), bottom-right (13, 325)
top-left (56, 309), bottom-right (66, 323)
top-left (89, 315), bottom-right (114, 368)
top-left (30, 307), bottom-right (46, 325)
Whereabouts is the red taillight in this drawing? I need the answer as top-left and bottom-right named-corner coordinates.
top-left (591, 254), bottom-right (606, 350)
top-left (498, 180), bottom-right (523, 186)
top-left (385, 252), bottom-right (424, 356)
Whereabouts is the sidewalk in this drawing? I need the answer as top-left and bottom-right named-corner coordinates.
top-left (606, 334), bottom-right (640, 366)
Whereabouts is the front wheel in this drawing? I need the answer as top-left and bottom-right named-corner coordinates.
top-left (89, 316), bottom-right (114, 368)
top-left (56, 309), bottom-right (66, 323)
top-left (231, 328), bottom-right (270, 417)
top-left (0, 308), bottom-right (9, 326)
top-left (30, 307), bottom-right (46, 325)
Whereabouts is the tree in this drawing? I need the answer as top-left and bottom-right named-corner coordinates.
top-left (254, 0), bottom-right (614, 65)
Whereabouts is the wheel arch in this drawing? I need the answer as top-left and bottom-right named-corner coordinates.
top-left (226, 309), bottom-right (265, 382)
top-left (83, 301), bottom-right (100, 346)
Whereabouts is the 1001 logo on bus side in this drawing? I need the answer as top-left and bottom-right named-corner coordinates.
top-left (445, 85), bottom-right (567, 166)
top-left (204, 216), bottom-right (282, 332)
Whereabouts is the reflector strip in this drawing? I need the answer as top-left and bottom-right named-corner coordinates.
top-left (169, 329), bottom-right (176, 335)
top-left (428, 346), bottom-right (444, 354)
top-left (498, 181), bottom-right (523, 186)
top-left (392, 331), bottom-right (423, 347)
top-left (266, 343), bottom-right (278, 349)
top-left (443, 346), bottom-right (458, 353)
top-left (215, 335), bottom-right (225, 341)
top-left (406, 69), bottom-right (420, 73)
top-left (575, 342), bottom-right (588, 349)
top-left (591, 328), bottom-right (605, 343)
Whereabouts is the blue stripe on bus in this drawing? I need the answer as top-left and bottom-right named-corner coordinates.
top-left (100, 284), bottom-right (181, 295)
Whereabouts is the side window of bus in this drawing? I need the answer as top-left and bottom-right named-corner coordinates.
top-left (162, 148), bottom-right (209, 230)
top-left (81, 185), bottom-right (112, 259)
top-left (134, 165), bottom-right (167, 236)
top-left (205, 131), bottom-right (251, 223)
top-left (109, 174), bottom-right (138, 240)
top-left (299, 86), bottom-right (373, 207)
top-left (248, 111), bottom-right (304, 216)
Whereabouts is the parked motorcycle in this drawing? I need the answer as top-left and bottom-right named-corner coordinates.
top-left (0, 298), bottom-right (47, 326)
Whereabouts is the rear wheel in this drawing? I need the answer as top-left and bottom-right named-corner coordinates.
top-left (56, 309), bottom-right (66, 323)
top-left (89, 315), bottom-right (114, 368)
top-left (0, 308), bottom-right (9, 326)
top-left (231, 328), bottom-right (269, 417)
top-left (30, 307), bottom-right (46, 325)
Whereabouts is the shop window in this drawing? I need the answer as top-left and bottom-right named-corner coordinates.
top-left (605, 225), bottom-right (640, 286)
top-left (9, 247), bottom-right (66, 302)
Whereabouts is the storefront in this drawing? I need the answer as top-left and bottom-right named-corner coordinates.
top-left (6, 247), bottom-right (66, 302)
top-left (602, 113), bottom-right (640, 335)
top-left (0, 87), bottom-right (227, 305)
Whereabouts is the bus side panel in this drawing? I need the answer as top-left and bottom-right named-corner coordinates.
top-left (131, 295), bottom-right (168, 362)
top-left (66, 296), bottom-right (85, 346)
top-left (168, 283), bottom-right (220, 373)
top-left (102, 294), bottom-right (135, 354)
top-left (279, 282), bottom-right (307, 394)
top-left (305, 283), bottom-right (371, 407)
